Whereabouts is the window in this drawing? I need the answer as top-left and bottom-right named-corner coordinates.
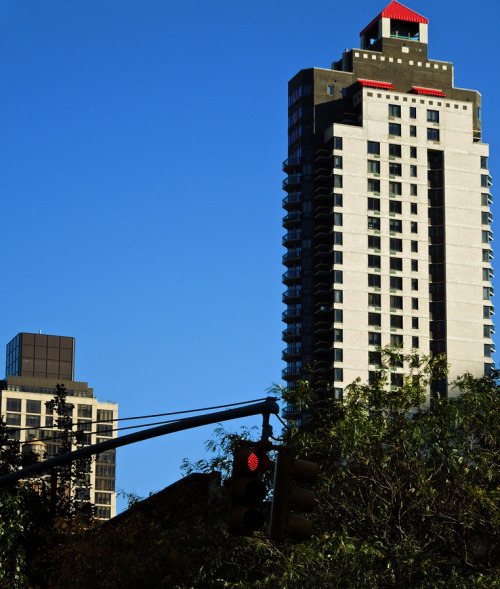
top-left (412, 317), bottom-right (419, 329)
top-left (389, 163), bottom-right (402, 176)
top-left (483, 305), bottom-right (492, 319)
top-left (6, 398), bottom-right (21, 412)
top-left (389, 144), bottom-right (401, 158)
top-left (411, 221), bottom-right (418, 233)
top-left (389, 181), bottom-right (402, 195)
top-left (483, 286), bottom-right (492, 300)
top-left (390, 238), bottom-right (403, 252)
top-left (334, 348), bottom-right (343, 362)
top-left (334, 329), bottom-right (343, 342)
top-left (368, 312), bottom-right (381, 326)
top-left (410, 146), bottom-right (417, 158)
top-left (334, 193), bottom-right (343, 206)
top-left (410, 165), bottom-right (417, 177)
top-left (327, 85), bottom-right (334, 95)
top-left (410, 184), bottom-right (418, 196)
top-left (484, 325), bottom-right (492, 338)
top-left (369, 351), bottom-right (382, 365)
top-left (334, 270), bottom-right (343, 283)
top-left (367, 141), bottom-right (380, 155)
top-left (482, 193), bottom-right (492, 206)
top-left (389, 219), bottom-right (402, 233)
top-left (368, 255), bottom-right (381, 269)
top-left (333, 136), bottom-right (343, 150)
top-left (333, 175), bottom-right (343, 188)
top-left (368, 332), bottom-right (382, 346)
top-left (389, 200), bottom-right (402, 215)
top-left (390, 276), bottom-right (402, 290)
top-left (390, 257), bottom-right (402, 271)
top-left (368, 160), bottom-right (380, 174)
top-left (368, 217), bottom-right (380, 230)
top-left (78, 405), bottom-right (92, 418)
top-left (412, 298), bottom-right (419, 310)
top-left (427, 109), bottom-right (439, 122)
top-left (368, 293), bottom-right (381, 307)
top-left (482, 249), bottom-right (492, 262)
top-left (427, 128), bottom-right (440, 141)
top-left (411, 259), bottom-right (419, 271)
top-left (97, 424), bottom-right (113, 437)
top-left (368, 178), bottom-right (380, 192)
top-left (334, 213), bottom-right (343, 226)
top-left (368, 274), bottom-right (381, 288)
top-left (45, 416), bottom-right (53, 427)
top-left (26, 400), bottom-right (41, 414)
top-left (6, 413), bottom-right (21, 426)
top-left (334, 388), bottom-right (343, 400)
top-left (334, 309), bottom-right (343, 323)
top-left (481, 156), bottom-right (488, 169)
top-left (368, 197), bottom-right (380, 211)
top-left (333, 155), bottom-right (343, 169)
top-left (484, 344), bottom-right (492, 358)
top-left (333, 232), bottom-right (343, 245)
top-left (412, 336), bottom-right (419, 349)
top-left (409, 107), bottom-right (416, 119)
top-left (410, 203), bottom-right (418, 214)
top-left (334, 290), bottom-right (343, 303)
top-left (389, 104), bottom-right (401, 117)
top-left (390, 295), bottom-right (403, 309)
top-left (482, 230), bottom-right (492, 244)
top-left (334, 368), bottom-right (343, 382)
top-left (389, 122), bottom-right (401, 136)
top-left (390, 334), bottom-right (403, 347)
top-left (368, 235), bottom-right (381, 249)
top-left (26, 415), bottom-right (41, 427)
top-left (410, 125), bottom-right (417, 137)
top-left (482, 212), bottom-right (491, 225)
top-left (334, 251), bottom-right (343, 264)
top-left (390, 315), bottom-right (403, 329)
top-left (411, 240), bottom-right (418, 252)
top-left (412, 279), bottom-right (419, 291)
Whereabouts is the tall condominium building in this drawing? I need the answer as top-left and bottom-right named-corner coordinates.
top-left (282, 2), bottom-right (494, 403)
top-left (0, 332), bottom-right (118, 519)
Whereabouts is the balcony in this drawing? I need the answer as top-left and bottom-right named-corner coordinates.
top-left (282, 268), bottom-right (301, 284)
top-left (314, 206), bottom-right (333, 220)
top-left (314, 262), bottom-right (331, 276)
top-left (282, 192), bottom-right (302, 210)
top-left (283, 211), bottom-right (302, 226)
top-left (282, 366), bottom-right (302, 379)
top-left (282, 230), bottom-right (301, 246)
top-left (282, 288), bottom-right (301, 302)
top-left (314, 321), bottom-right (330, 334)
top-left (282, 156), bottom-right (303, 172)
top-left (282, 306), bottom-right (302, 321)
top-left (282, 346), bottom-right (301, 359)
top-left (283, 325), bottom-right (301, 340)
top-left (283, 249), bottom-right (302, 265)
top-left (282, 174), bottom-right (301, 191)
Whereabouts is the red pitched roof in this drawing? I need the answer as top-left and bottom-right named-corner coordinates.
top-left (412, 86), bottom-right (446, 97)
top-left (360, 2), bottom-right (428, 36)
top-left (358, 79), bottom-right (395, 90)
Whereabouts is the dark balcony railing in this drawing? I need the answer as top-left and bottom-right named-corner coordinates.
top-left (282, 268), bottom-right (301, 282)
top-left (282, 307), bottom-right (302, 320)
top-left (282, 231), bottom-right (301, 245)
top-left (282, 192), bottom-right (302, 207)
top-left (283, 249), bottom-right (302, 264)
top-left (282, 346), bottom-right (301, 358)
top-left (283, 211), bottom-right (302, 226)
top-left (283, 326), bottom-right (301, 338)
top-left (282, 366), bottom-right (302, 377)
top-left (282, 175), bottom-right (301, 190)
top-left (282, 156), bottom-right (303, 171)
top-left (282, 288), bottom-right (301, 301)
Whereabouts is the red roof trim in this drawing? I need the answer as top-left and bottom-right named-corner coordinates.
top-left (358, 79), bottom-right (396, 90)
top-left (412, 86), bottom-right (446, 97)
top-left (360, 1), bottom-right (428, 36)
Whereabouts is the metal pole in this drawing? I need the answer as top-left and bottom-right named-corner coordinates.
top-left (0, 397), bottom-right (280, 488)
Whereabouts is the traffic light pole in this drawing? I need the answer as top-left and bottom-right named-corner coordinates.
top-left (0, 397), bottom-right (280, 488)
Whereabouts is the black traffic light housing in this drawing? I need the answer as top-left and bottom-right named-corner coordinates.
top-left (270, 447), bottom-right (318, 540)
top-left (227, 443), bottom-right (271, 535)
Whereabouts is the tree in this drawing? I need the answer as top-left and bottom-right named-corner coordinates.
top-left (42, 354), bottom-right (500, 587)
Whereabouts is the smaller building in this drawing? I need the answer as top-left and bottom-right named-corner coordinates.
top-left (0, 332), bottom-right (118, 519)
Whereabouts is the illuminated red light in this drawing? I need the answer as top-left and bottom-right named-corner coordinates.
top-left (247, 452), bottom-right (259, 471)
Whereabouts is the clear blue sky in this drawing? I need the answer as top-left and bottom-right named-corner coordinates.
top-left (0, 0), bottom-right (498, 513)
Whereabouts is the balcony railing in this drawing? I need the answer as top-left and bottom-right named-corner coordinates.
top-left (283, 211), bottom-right (302, 226)
top-left (282, 192), bottom-right (302, 207)
top-left (282, 268), bottom-right (301, 282)
top-left (282, 156), bottom-right (303, 171)
top-left (282, 307), bottom-right (302, 320)
top-left (282, 288), bottom-right (301, 301)
top-left (282, 231), bottom-right (301, 245)
top-left (282, 175), bottom-right (301, 190)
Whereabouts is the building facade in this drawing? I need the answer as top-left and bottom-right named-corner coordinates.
top-left (0, 332), bottom-right (118, 519)
top-left (282, 2), bottom-right (493, 404)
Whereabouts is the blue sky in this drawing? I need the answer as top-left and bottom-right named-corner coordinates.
top-left (0, 0), bottom-right (498, 513)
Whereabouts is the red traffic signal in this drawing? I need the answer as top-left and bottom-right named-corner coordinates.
top-left (227, 444), bottom-right (270, 535)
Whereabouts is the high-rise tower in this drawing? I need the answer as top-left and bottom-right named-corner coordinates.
top-left (282, 2), bottom-right (493, 404)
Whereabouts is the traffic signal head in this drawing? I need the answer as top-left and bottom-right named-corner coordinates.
top-left (270, 447), bottom-right (318, 541)
top-left (227, 444), bottom-right (270, 535)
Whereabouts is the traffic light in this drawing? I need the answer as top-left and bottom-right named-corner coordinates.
top-left (227, 443), bottom-right (270, 535)
top-left (270, 447), bottom-right (318, 540)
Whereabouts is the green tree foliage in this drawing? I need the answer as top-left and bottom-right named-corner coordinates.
top-left (34, 355), bottom-right (500, 587)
